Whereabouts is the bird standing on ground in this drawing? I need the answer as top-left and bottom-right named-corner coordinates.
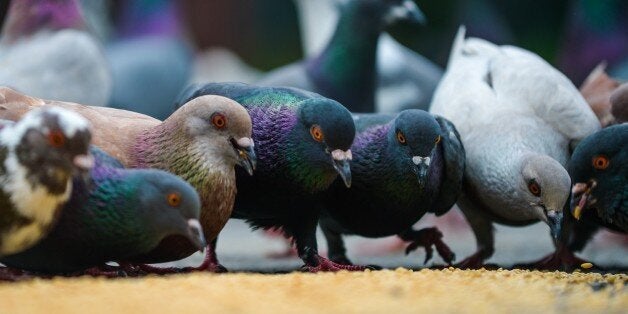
top-left (320, 109), bottom-right (464, 266)
top-left (0, 0), bottom-right (111, 106)
top-left (177, 82), bottom-right (362, 272)
top-left (0, 87), bottom-right (255, 272)
top-left (258, 0), bottom-right (425, 113)
top-left (430, 27), bottom-right (600, 268)
top-left (0, 107), bottom-right (92, 257)
top-left (0, 147), bottom-right (204, 277)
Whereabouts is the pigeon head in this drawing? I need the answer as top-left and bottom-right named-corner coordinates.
top-left (388, 110), bottom-right (441, 189)
top-left (168, 95), bottom-right (256, 175)
top-left (518, 154), bottom-right (570, 239)
top-left (2, 0), bottom-right (85, 42)
top-left (130, 170), bottom-right (205, 252)
top-left (295, 97), bottom-right (355, 188)
top-left (338, 0), bottom-right (425, 26)
top-left (3, 107), bottom-right (93, 195)
top-left (568, 124), bottom-right (627, 225)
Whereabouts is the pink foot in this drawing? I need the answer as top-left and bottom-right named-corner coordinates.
top-left (79, 266), bottom-right (126, 278)
top-left (402, 227), bottom-right (456, 265)
top-left (301, 255), bottom-right (371, 273)
top-left (518, 245), bottom-right (592, 271)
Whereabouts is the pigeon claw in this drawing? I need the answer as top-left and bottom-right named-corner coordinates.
top-left (402, 227), bottom-right (456, 265)
top-left (300, 255), bottom-right (373, 273)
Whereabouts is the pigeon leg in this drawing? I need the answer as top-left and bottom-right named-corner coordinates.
top-left (185, 238), bottom-right (228, 273)
top-left (398, 227), bottom-right (455, 265)
top-left (320, 221), bottom-right (352, 265)
top-left (122, 239), bottom-right (228, 275)
top-left (520, 216), bottom-right (598, 271)
top-left (455, 195), bottom-right (495, 269)
top-left (294, 216), bottom-right (370, 272)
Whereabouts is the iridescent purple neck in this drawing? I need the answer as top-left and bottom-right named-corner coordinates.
top-left (2, 0), bottom-right (84, 43)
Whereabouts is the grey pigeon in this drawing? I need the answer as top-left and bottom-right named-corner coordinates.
top-left (0, 107), bottom-right (92, 256)
top-left (0, 0), bottom-right (111, 106)
top-left (430, 27), bottom-right (601, 268)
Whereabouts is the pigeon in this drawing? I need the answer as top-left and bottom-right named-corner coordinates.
top-left (0, 87), bottom-right (255, 272)
top-left (429, 27), bottom-right (601, 268)
top-left (0, 146), bottom-right (204, 276)
top-left (534, 124), bottom-right (628, 270)
top-left (0, 0), bottom-right (111, 106)
top-left (105, 0), bottom-right (193, 120)
top-left (177, 82), bottom-right (361, 272)
top-left (293, 0), bottom-right (443, 112)
top-left (319, 109), bottom-right (464, 266)
top-left (610, 83), bottom-right (628, 123)
top-left (570, 124), bottom-right (627, 232)
top-left (0, 107), bottom-right (93, 257)
top-left (258, 0), bottom-right (425, 113)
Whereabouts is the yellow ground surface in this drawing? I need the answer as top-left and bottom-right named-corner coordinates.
top-left (0, 268), bottom-right (626, 314)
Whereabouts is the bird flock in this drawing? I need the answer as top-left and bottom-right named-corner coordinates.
top-left (0, 0), bottom-right (626, 281)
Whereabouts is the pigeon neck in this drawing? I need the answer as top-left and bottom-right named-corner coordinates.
top-left (114, 0), bottom-right (182, 38)
top-left (1, 0), bottom-right (85, 44)
top-left (306, 4), bottom-right (380, 112)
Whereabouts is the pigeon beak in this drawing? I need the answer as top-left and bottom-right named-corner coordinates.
top-left (545, 209), bottom-right (563, 240)
top-left (187, 219), bottom-right (207, 252)
top-left (331, 149), bottom-right (352, 188)
top-left (570, 181), bottom-right (595, 220)
top-left (412, 156), bottom-right (431, 189)
top-left (396, 0), bottom-right (427, 24)
top-left (232, 137), bottom-right (256, 176)
top-left (73, 153), bottom-right (95, 171)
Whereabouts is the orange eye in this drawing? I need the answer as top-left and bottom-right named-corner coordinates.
top-left (211, 113), bottom-right (227, 129)
top-left (592, 155), bottom-right (609, 170)
top-left (435, 135), bottom-right (441, 144)
top-left (528, 181), bottom-right (541, 197)
top-left (310, 125), bottom-right (324, 142)
top-left (167, 193), bottom-right (181, 207)
top-left (396, 130), bottom-right (406, 145)
top-left (48, 130), bottom-right (65, 147)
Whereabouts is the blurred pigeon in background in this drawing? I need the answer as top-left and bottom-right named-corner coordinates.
top-left (0, 0), bottom-right (111, 106)
top-left (610, 83), bottom-right (628, 124)
top-left (104, 0), bottom-right (193, 120)
top-left (0, 106), bottom-right (92, 257)
top-left (259, 0), bottom-right (426, 113)
top-left (430, 27), bottom-right (600, 268)
top-left (579, 64), bottom-right (621, 127)
top-left (1, 147), bottom-right (204, 277)
top-left (320, 110), bottom-right (464, 266)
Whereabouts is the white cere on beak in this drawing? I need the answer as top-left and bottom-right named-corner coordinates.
top-left (73, 154), bottom-right (95, 170)
top-left (571, 182), bottom-right (588, 195)
top-left (412, 156), bottom-right (431, 166)
top-left (332, 149), bottom-right (352, 161)
top-left (236, 137), bottom-right (254, 148)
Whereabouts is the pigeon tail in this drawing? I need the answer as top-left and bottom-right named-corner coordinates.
top-left (446, 26), bottom-right (467, 70)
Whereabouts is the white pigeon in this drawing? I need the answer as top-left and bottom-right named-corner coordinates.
top-left (430, 26), bottom-right (601, 267)
top-left (0, 0), bottom-right (111, 106)
top-left (0, 105), bottom-right (93, 256)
